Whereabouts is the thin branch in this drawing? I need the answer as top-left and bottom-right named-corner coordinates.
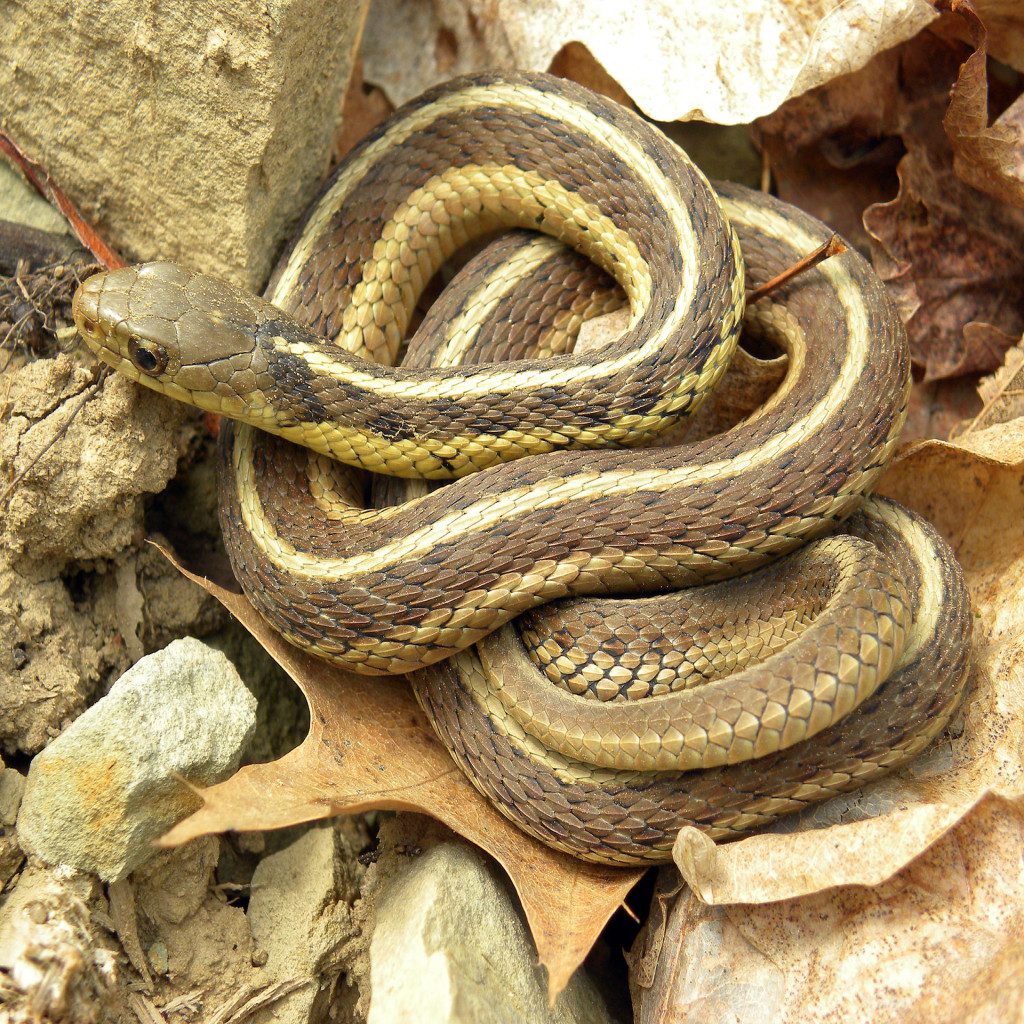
top-left (619, 898), bottom-right (640, 924)
top-left (746, 233), bottom-right (848, 304)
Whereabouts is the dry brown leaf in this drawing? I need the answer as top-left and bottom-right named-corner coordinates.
top-left (634, 799), bottom-right (1024, 1024)
top-left (361, 0), bottom-right (937, 124)
top-left (904, 375), bottom-right (983, 440)
top-left (862, 12), bottom-right (1024, 380)
top-left (758, 8), bottom-right (1024, 381)
top-left (944, 0), bottom-right (1024, 207)
top-left (953, 0), bottom-right (1024, 70)
top-left (333, 55), bottom-right (394, 166)
top-left (754, 45), bottom-right (904, 253)
top-left (157, 556), bottom-right (642, 999)
top-left (631, 416), bottom-right (1024, 1021)
top-left (544, 41), bottom-right (632, 108)
top-left (954, 335), bottom-right (1024, 437)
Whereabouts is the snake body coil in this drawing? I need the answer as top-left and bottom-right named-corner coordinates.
top-left (73, 72), bottom-right (972, 864)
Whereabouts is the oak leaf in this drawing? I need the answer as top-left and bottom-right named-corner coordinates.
top-left (954, 334), bottom-right (1024, 436)
top-left (943, 0), bottom-right (1024, 208)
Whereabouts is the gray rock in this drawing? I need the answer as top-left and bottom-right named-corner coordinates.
top-left (17, 638), bottom-right (257, 881)
top-left (247, 825), bottom-right (363, 1024)
top-left (0, 161), bottom-right (71, 233)
top-left (368, 842), bottom-right (617, 1024)
top-left (0, 762), bottom-right (26, 826)
top-left (0, 760), bottom-right (27, 886)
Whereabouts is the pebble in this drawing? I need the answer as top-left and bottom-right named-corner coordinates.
top-left (17, 638), bottom-right (257, 881)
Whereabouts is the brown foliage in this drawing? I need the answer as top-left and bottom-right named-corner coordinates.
top-left (757, 5), bottom-right (1024, 381)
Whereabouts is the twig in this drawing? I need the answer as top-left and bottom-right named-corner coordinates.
top-left (619, 898), bottom-right (640, 924)
top-left (160, 988), bottom-right (205, 1015)
top-left (207, 979), bottom-right (310, 1024)
top-left (746, 233), bottom-right (848, 304)
top-left (0, 132), bottom-right (125, 269)
top-left (108, 878), bottom-right (153, 991)
top-left (127, 991), bottom-right (167, 1024)
top-left (0, 309), bottom-right (35, 372)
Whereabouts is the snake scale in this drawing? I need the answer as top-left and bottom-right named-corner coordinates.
top-left (73, 72), bottom-right (972, 864)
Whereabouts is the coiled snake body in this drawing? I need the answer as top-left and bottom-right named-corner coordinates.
top-left (74, 72), bottom-right (972, 864)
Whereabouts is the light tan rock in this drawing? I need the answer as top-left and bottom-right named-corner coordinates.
top-left (246, 824), bottom-right (365, 1024)
top-left (0, 0), bottom-right (367, 290)
top-left (132, 837), bottom-right (260, 1007)
top-left (367, 839), bottom-right (617, 1024)
top-left (0, 756), bottom-right (27, 887)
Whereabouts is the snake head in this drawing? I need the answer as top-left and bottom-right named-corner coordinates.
top-left (73, 261), bottom-right (273, 416)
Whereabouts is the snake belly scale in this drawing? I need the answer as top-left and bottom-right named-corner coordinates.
top-left (72, 71), bottom-right (972, 864)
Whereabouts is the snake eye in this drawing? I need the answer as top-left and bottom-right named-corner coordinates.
top-left (127, 337), bottom-right (168, 376)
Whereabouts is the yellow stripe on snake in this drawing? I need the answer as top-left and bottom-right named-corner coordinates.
top-left (73, 72), bottom-right (972, 865)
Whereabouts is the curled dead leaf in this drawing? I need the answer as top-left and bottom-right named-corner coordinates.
top-left (635, 799), bottom-right (1024, 1024)
top-left (361, 0), bottom-right (937, 124)
top-left (943, 0), bottom-right (1024, 207)
top-left (333, 55), bottom-right (393, 165)
top-left (954, 334), bottom-right (1024, 436)
top-left (758, 8), bottom-right (1024, 381)
top-left (753, 45), bottom-right (904, 253)
top-left (862, 10), bottom-right (1024, 380)
top-left (951, 0), bottom-right (1024, 71)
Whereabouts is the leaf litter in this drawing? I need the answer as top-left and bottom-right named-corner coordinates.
top-left (161, 6), bottom-right (1024, 999)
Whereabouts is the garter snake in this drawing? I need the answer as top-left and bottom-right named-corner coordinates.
top-left (73, 72), bottom-right (972, 864)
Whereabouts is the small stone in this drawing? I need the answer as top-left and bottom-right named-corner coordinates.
top-left (0, 765), bottom-right (26, 826)
top-left (368, 841), bottom-right (615, 1024)
top-left (247, 825), bottom-right (362, 1024)
top-left (16, 638), bottom-right (257, 881)
top-left (148, 941), bottom-right (170, 977)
